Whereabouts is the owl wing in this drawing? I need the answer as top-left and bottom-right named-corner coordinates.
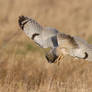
top-left (57, 33), bottom-right (90, 60)
top-left (57, 33), bottom-right (78, 49)
top-left (18, 16), bottom-right (59, 48)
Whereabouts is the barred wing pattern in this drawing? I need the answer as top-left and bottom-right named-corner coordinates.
top-left (18, 16), bottom-right (58, 48)
top-left (18, 16), bottom-right (92, 63)
top-left (57, 33), bottom-right (92, 61)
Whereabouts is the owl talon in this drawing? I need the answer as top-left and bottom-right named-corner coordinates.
top-left (54, 55), bottom-right (64, 65)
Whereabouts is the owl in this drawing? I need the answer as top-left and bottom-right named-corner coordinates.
top-left (18, 16), bottom-right (92, 63)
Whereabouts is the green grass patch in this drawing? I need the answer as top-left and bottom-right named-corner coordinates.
top-left (16, 49), bottom-right (27, 55)
top-left (15, 41), bottom-right (51, 55)
top-left (25, 43), bottom-right (36, 51)
top-left (87, 35), bottom-right (92, 44)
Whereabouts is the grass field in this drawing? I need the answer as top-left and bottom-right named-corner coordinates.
top-left (0, 0), bottom-right (92, 92)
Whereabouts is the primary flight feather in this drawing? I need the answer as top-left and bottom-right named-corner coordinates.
top-left (18, 16), bottom-right (58, 48)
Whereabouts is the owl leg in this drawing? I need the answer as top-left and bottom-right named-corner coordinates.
top-left (54, 53), bottom-right (64, 65)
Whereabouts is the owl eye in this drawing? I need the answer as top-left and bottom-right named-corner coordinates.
top-left (83, 52), bottom-right (88, 59)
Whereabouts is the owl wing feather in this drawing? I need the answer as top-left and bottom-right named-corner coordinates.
top-left (18, 16), bottom-right (59, 48)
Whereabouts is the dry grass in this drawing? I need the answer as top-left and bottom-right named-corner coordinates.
top-left (0, 0), bottom-right (92, 92)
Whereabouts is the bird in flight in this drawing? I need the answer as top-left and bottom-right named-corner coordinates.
top-left (18, 16), bottom-right (92, 63)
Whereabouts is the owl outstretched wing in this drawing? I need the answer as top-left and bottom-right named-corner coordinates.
top-left (18, 16), bottom-right (59, 48)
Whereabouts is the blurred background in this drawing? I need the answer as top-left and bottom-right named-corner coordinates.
top-left (0, 0), bottom-right (92, 92)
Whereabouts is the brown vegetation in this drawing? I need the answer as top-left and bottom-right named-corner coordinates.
top-left (0, 0), bottom-right (92, 92)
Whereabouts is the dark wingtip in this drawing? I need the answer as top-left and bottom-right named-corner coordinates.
top-left (18, 15), bottom-right (28, 29)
